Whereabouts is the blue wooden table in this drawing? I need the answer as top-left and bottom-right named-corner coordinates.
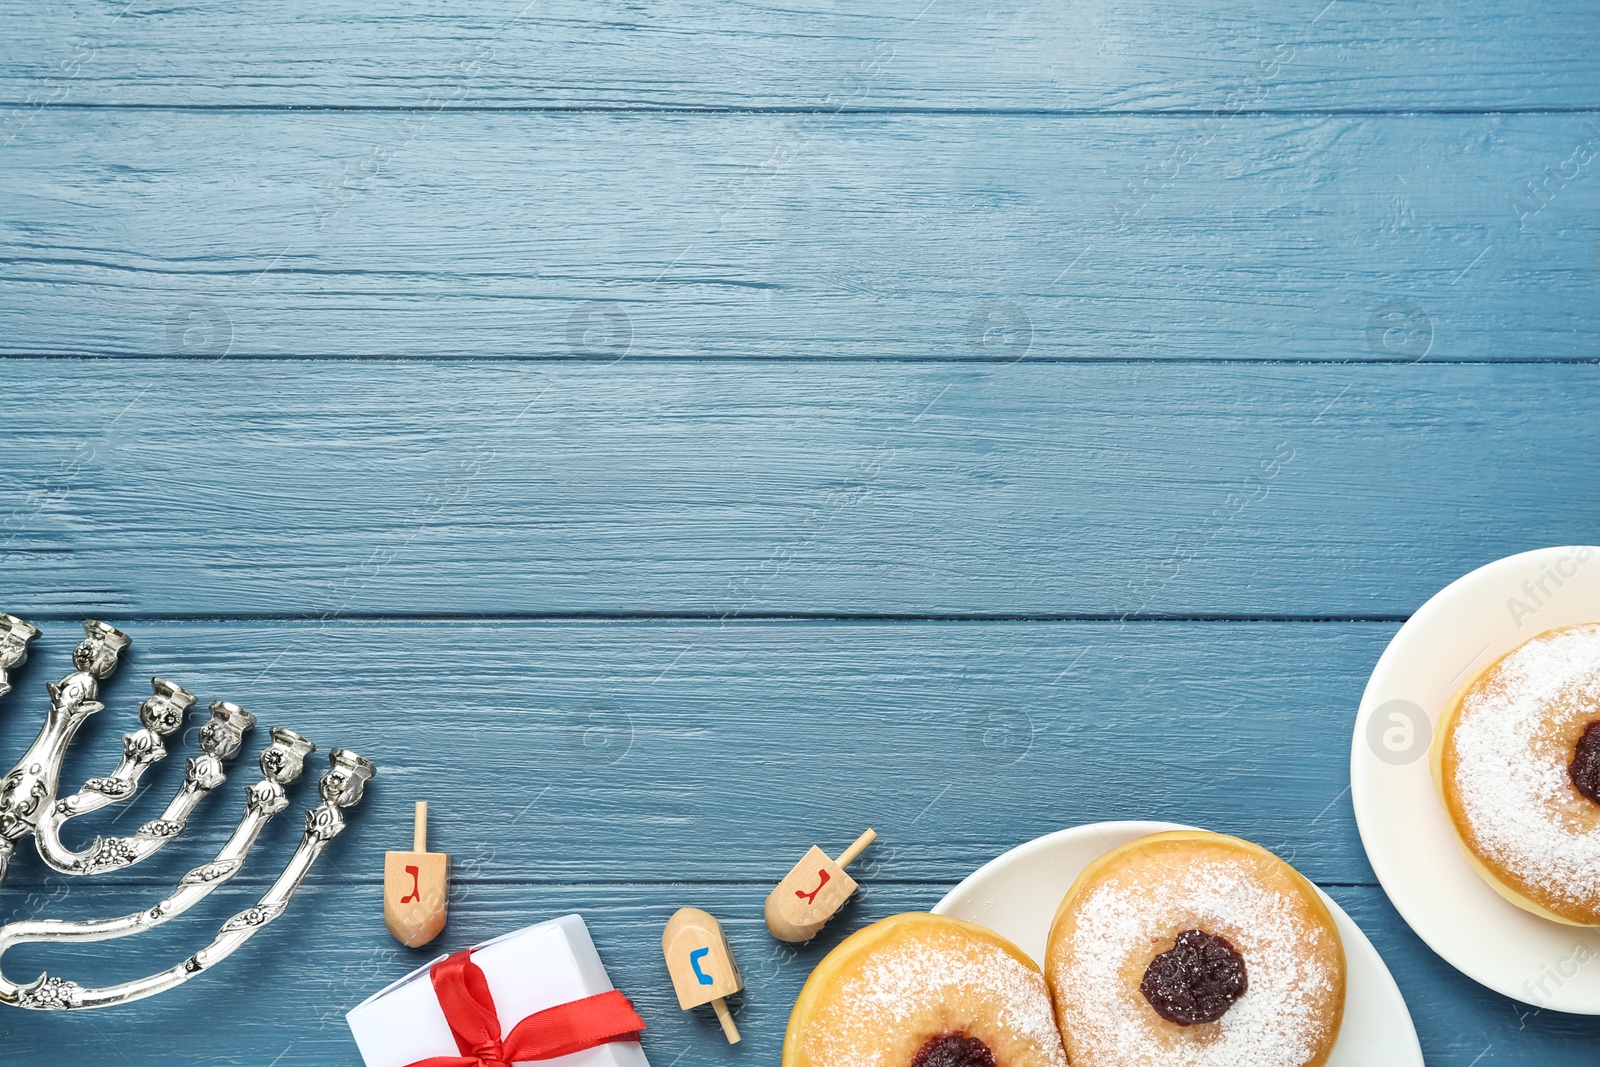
top-left (2, 1), bottom-right (1598, 1063)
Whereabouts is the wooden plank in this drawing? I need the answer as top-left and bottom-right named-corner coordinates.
top-left (2, 111), bottom-right (1598, 361)
top-left (2, 0), bottom-right (1598, 112)
top-left (1, 360), bottom-right (1595, 618)
top-left (0, 617), bottom-right (1417, 889)
top-left (0, 881), bottom-right (1593, 1065)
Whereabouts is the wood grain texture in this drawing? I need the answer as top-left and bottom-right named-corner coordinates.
top-left (0, 618), bottom-right (1389, 888)
top-left (0, 882), bottom-right (1595, 1066)
top-left (2, 110), bottom-right (1598, 361)
top-left (2, 360), bottom-right (1596, 618)
top-left (4, 1), bottom-right (1597, 1062)
top-left (3, 0), bottom-right (1599, 111)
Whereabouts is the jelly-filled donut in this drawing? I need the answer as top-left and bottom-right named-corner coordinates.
top-left (1045, 830), bottom-right (1345, 1067)
top-left (782, 913), bottom-right (1069, 1067)
top-left (1433, 622), bottom-right (1600, 924)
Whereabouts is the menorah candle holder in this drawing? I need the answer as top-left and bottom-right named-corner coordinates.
top-left (0, 614), bottom-right (40, 698)
top-left (0, 616), bottom-right (376, 1010)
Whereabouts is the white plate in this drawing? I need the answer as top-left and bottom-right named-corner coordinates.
top-left (933, 820), bottom-right (1423, 1067)
top-left (1351, 545), bottom-right (1600, 1013)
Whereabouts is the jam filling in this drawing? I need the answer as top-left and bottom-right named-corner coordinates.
top-left (910, 1034), bottom-right (996, 1067)
top-left (1570, 721), bottom-right (1600, 804)
top-left (1140, 928), bottom-right (1249, 1026)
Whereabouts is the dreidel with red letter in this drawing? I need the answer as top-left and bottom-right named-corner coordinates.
top-left (663, 907), bottom-right (744, 1044)
top-left (765, 829), bottom-right (877, 943)
top-left (384, 801), bottom-right (449, 948)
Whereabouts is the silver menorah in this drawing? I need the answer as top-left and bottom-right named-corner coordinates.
top-left (0, 614), bottom-right (375, 1010)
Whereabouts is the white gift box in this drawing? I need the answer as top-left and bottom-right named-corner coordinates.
top-left (347, 915), bottom-right (650, 1067)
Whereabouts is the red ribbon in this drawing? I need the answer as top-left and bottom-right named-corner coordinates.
top-left (402, 950), bottom-right (646, 1067)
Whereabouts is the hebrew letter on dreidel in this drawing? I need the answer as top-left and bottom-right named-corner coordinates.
top-left (796, 868), bottom-right (831, 905)
top-left (400, 865), bottom-right (421, 905)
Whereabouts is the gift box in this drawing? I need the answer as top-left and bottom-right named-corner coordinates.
top-left (348, 915), bottom-right (649, 1067)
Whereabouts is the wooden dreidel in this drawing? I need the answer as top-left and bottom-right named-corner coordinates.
top-left (765, 828), bottom-right (877, 943)
top-left (663, 907), bottom-right (744, 1044)
top-left (384, 802), bottom-right (449, 948)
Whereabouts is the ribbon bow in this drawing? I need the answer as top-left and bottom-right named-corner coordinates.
top-left (403, 950), bottom-right (646, 1067)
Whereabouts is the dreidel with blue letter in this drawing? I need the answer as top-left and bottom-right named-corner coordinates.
top-left (663, 907), bottom-right (744, 1043)
top-left (765, 828), bottom-right (877, 943)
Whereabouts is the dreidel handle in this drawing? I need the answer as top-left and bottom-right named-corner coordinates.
top-left (835, 828), bottom-right (876, 868)
top-left (414, 801), bottom-right (428, 853)
top-left (712, 997), bottom-right (741, 1044)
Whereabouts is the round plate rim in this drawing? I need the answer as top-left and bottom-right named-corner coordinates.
top-left (1350, 545), bottom-right (1600, 1014)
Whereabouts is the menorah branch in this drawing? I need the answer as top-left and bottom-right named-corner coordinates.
top-left (51, 678), bottom-right (197, 817)
top-left (0, 749), bottom-right (373, 1011)
top-left (36, 701), bottom-right (255, 876)
top-left (0, 621), bottom-right (126, 884)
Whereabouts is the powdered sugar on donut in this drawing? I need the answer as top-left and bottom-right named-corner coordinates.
top-left (1449, 622), bottom-right (1600, 909)
top-left (1051, 858), bottom-right (1341, 1067)
top-left (805, 926), bottom-right (1068, 1067)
